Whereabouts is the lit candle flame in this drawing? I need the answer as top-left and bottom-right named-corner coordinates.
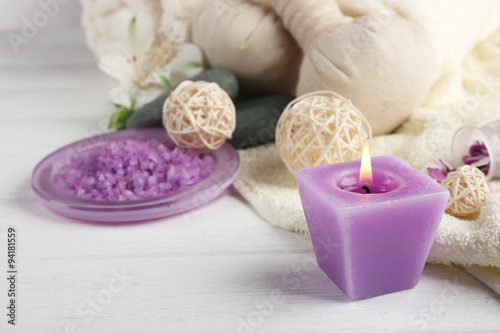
top-left (359, 142), bottom-right (373, 186)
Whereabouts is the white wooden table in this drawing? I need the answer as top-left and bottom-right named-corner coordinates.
top-left (1, 29), bottom-right (499, 333)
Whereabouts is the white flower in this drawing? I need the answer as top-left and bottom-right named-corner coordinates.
top-left (98, 11), bottom-right (204, 109)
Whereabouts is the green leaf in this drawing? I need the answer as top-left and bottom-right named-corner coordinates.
top-left (129, 95), bottom-right (137, 110)
top-left (159, 74), bottom-right (172, 88)
top-left (128, 17), bottom-right (137, 42)
top-left (183, 61), bottom-right (202, 69)
top-left (108, 106), bottom-right (133, 131)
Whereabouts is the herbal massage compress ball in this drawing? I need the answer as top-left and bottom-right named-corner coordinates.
top-left (192, 0), bottom-right (302, 95)
top-left (250, 0), bottom-right (500, 135)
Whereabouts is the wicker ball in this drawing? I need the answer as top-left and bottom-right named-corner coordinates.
top-left (275, 91), bottom-right (372, 172)
top-left (441, 165), bottom-right (490, 218)
top-left (162, 80), bottom-right (236, 153)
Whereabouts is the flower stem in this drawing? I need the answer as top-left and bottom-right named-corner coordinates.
top-left (109, 106), bottom-right (133, 131)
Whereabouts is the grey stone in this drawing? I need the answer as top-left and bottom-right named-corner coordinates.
top-left (229, 94), bottom-right (295, 149)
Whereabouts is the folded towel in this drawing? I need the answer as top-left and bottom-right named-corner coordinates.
top-left (233, 29), bottom-right (500, 294)
top-left (463, 265), bottom-right (500, 295)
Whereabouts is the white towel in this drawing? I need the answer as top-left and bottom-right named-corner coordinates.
top-left (233, 28), bottom-right (500, 294)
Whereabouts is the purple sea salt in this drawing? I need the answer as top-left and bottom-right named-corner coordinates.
top-left (54, 138), bottom-right (216, 201)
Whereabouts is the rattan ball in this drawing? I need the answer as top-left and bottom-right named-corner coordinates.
top-left (162, 80), bottom-right (236, 153)
top-left (275, 91), bottom-right (372, 172)
top-left (441, 165), bottom-right (490, 218)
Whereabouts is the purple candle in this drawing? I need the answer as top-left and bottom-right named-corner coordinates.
top-left (295, 151), bottom-right (449, 300)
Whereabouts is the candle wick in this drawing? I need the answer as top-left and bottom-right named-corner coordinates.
top-left (362, 185), bottom-right (371, 194)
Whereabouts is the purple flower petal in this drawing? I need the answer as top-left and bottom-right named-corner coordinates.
top-left (463, 155), bottom-right (490, 166)
top-left (462, 141), bottom-right (490, 175)
top-left (428, 167), bottom-right (448, 183)
top-left (469, 141), bottom-right (488, 157)
top-left (470, 156), bottom-right (490, 168)
top-left (435, 158), bottom-right (454, 173)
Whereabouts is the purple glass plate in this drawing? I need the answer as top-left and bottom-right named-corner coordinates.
top-left (31, 128), bottom-right (240, 222)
